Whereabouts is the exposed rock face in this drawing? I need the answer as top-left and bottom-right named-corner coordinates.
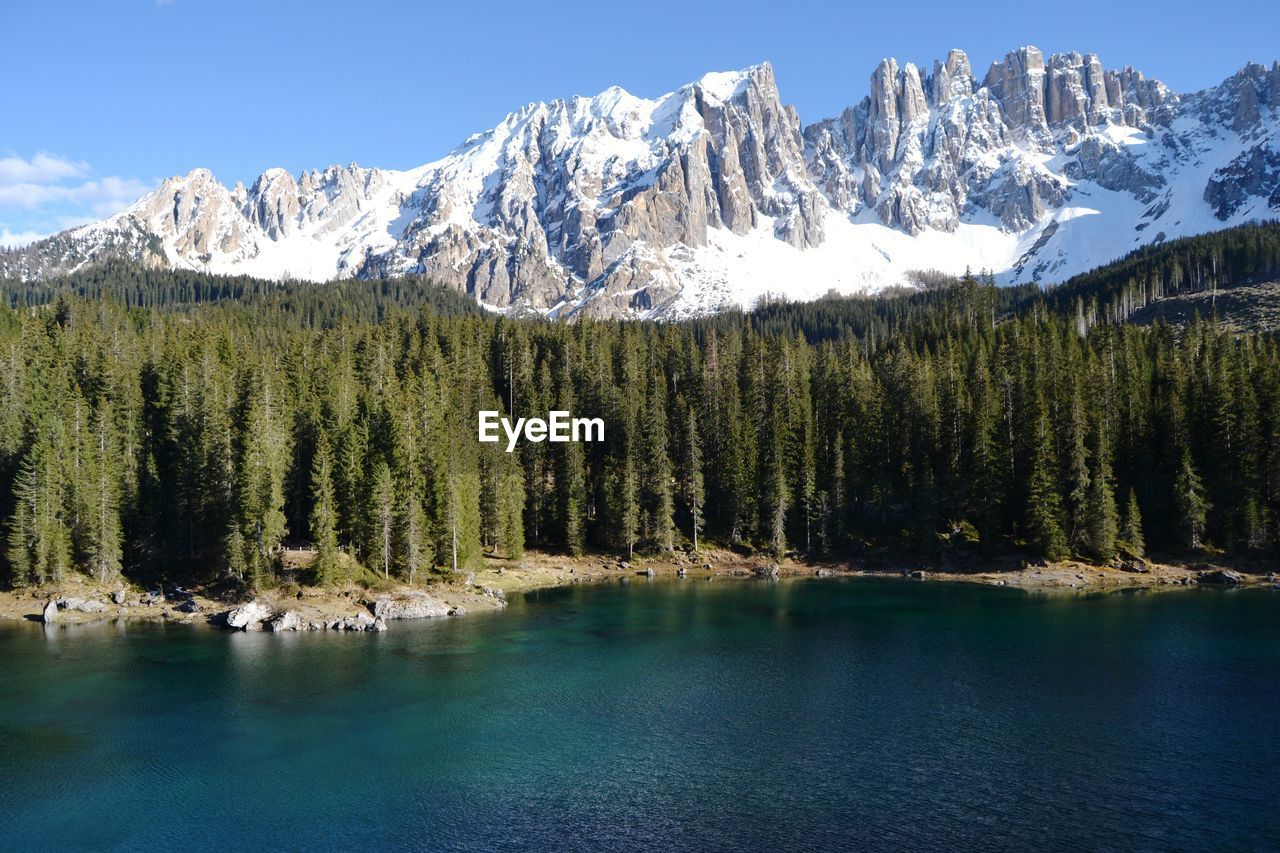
top-left (1205, 143), bottom-right (1280, 219)
top-left (805, 46), bottom-right (1178, 235)
top-left (4, 52), bottom-right (1279, 316)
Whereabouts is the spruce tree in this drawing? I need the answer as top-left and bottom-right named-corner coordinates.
top-left (7, 424), bottom-right (73, 586)
top-left (619, 447), bottom-right (639, 560)
top-left (497, 460), bottom-right (525, 559)
top-left (684, 405), bottom-right (705, 555)
top-left (1026, 406), bottom-right (1068, 560)
top-left (1119, 489), bottom-right (1145, 558)
top-left (369, 460), bottom-right (395, 579)
top-left (644, 369), bottom-right (675, 552)
top-left (83, 404), bottom-right (123, 583)
top-left (1175, 448), bottom-right (1210, 549)
top-left (1081, 438), bottom-right (1119, 562)
top-left (309, 433), bottom-right (340, 586)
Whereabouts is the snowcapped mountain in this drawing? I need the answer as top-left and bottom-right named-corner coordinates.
top-left (4, 48), bottom-right (1280, 318)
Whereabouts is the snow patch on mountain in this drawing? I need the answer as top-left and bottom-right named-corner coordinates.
top-left (3, 51), bottom-right (1278, 319)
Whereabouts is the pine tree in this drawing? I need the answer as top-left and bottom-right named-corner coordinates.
top-left (391, 397), bottom-right (430, 582)
top-left (555, 350), bottom-right (586, 555)
top-left (231, 371), bottom-right (292, 587)
top-left (764, 423), bottom-right (788, 559)
top-left (83, 404), bottom-right (123, 583)
top-left (397, 489), bottom-right (430, 583)
top-left (1081, 423), bottom-right (1119, 563)
top-left (1119, 489), bottom-right (1145, 558)
top-left (1175, 448), bottom-right (1210, 549)
top-left (309, 433), bottom-right (340, 586)
top-left (369, 460), bottom-right (395, 579)
top-left (497, 460), bottom-right (525, 559)
top-left (1026, 405), bottom-right (1068, 560)
top-left (684, 405), bottom-right (705, 555)
top-left (7, 423), bottom-right (73, 585)
top-left (644, 369), bottom-right (675, 552)
top-left (619, 446), bottom-right (639, 560)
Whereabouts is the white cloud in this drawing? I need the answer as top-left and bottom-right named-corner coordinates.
top-left (0, 152), bottom-right (89, 186)
top-left (0, 228), bottom-right (46, 249)
top-left (0, 152), bottom-right (153, 245)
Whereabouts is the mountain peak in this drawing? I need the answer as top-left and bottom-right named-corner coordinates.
top-left (692, 62), bottom-right (773, 102)
top-left (5, 49), bottom-right (1279, 319)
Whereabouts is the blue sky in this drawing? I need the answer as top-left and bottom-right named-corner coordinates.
top-left (4, 0), bottom-right (1279, 246)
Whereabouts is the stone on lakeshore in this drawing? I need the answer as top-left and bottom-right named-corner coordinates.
top-left (225, 599), bottom-right (273, 630)
top-left (1197, 569), bottom-right (1243, 585)
top-left (372, 592), bottom-right (452, 620)
top-left (266, 610), bottom-right (301, 632)
top-left (328, 612), bottom-right (384, 632)
top-left (42, 599), bottom-right (58, 624)
top-left (57, 597), bottom-right (109, 614)
top-left (111, 589), bottom-right (128, 605)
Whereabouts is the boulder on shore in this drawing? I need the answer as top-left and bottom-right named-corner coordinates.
top-left (1197, 569), bottom-right (1244, 585)
top-left (266, 610), bottom-right (302, 632)
top-left (42, 599), bottom-right (58, 624)
top-left (57, 596), bottom-right (109, 614)
top-left (224, 600), bottom-right (273, 630)
top-left (371, 592), bottom-right (452, 620)
top-left (328, 612), bottom-right (385, 632)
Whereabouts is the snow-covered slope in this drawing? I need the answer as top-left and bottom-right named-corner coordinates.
top-left (3, 49), bottom-right (1279, 318)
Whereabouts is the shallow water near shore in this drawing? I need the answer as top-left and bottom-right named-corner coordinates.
top-left (1, 577), bottom-right (1278, 850)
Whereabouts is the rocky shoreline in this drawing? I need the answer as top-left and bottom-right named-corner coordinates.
top-left (3, 551), bottom-right (1275, 633)
top-left (5, 581), bottom-right (507, 632)
top-left (467, 548), bottom-right (1280, 596)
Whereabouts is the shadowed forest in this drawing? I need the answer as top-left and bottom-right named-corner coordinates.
top-left (2, 222), bottom-right (1280, 589)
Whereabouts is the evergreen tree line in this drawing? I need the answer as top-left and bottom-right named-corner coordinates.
top-left (1, 279), bottom-right (1278, 591)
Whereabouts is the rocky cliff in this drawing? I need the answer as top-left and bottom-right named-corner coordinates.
top-left (4, 48), bottom-right (1278, 318)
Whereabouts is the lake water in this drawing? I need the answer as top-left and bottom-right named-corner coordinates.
top-left (1, 578), bottom-right (1277, 850)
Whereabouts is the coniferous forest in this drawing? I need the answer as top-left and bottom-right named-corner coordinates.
top-left (3, 222), bottom-right (1280, 590)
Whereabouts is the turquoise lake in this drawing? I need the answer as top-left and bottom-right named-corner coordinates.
top-left (1, 578), bottom-right (1277, 850)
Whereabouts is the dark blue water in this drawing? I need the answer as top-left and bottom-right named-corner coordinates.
top-left (1, 578), bottom-right (1277, 851)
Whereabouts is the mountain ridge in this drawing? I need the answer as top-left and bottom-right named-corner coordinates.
top-left (4, 48), bottom-right (1279, 319)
